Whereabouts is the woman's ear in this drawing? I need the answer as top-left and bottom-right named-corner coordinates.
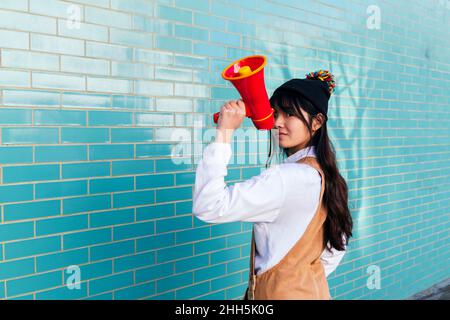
top-left (312, 114), bottom-right (325, 132)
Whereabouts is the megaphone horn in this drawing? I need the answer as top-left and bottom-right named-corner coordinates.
top-left (213, 55), bottom-right (274, 130)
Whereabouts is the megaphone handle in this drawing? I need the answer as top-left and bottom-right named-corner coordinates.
top-left (213, 104), bottom-right (252, 124)
top-left (213, 112), bottom-right (220, 124)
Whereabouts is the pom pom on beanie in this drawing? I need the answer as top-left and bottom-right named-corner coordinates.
top-left (305, 70), bottom-right (336, 95)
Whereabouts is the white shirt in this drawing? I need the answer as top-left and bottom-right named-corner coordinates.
top-left (193, 141), bottom-right (346, 277)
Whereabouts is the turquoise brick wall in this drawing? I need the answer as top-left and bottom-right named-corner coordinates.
top-left (0, 0), bottom-right (449, 300)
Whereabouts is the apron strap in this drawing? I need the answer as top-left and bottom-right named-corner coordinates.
top-left (247, 226), bottom-right (256, 300)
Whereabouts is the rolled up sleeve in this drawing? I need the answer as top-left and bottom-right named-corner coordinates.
top-left (320, 237), bottom-right (348, 278)
top-left (192, 142), bottom-right (285, 224)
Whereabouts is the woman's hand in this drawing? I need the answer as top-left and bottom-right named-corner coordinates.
top-left (217, 99), bottom-right (246, 131)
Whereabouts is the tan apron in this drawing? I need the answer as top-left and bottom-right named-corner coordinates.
top-left (243, 156), bottom-right (331, 300)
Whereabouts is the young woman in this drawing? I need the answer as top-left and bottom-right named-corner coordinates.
top-left (193, 70), bottom-right (353, 300)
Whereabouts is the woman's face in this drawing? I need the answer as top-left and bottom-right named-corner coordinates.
top-left (273, 107), bottom-right (316, 155)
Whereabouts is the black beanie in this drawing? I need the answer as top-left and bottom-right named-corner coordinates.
top-left (272, 70), bottom-right (336, 120)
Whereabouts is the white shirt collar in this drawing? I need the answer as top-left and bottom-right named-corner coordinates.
top-left (284, 145), bottom-right (317, 163)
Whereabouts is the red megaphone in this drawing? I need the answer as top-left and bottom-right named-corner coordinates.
top-left (213, 55), bottom-right (274, 130)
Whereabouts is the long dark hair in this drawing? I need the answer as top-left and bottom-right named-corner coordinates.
top-left (267, 89), bottom-right (353, 253)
